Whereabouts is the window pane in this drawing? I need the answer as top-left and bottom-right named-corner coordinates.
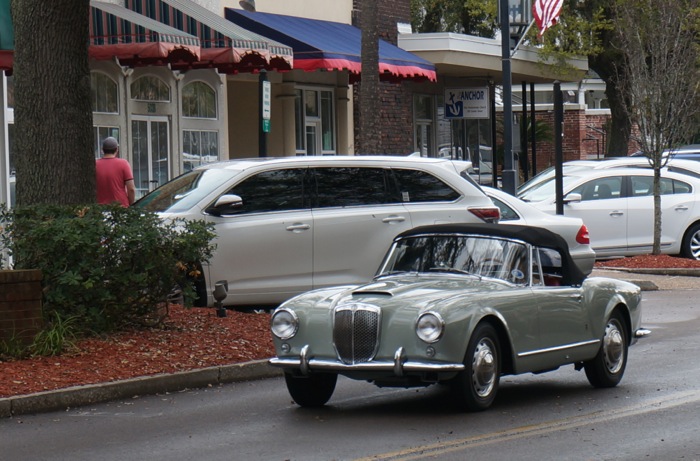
top-left (321, 91), bottom-right (334, 151)
top-left (182, 81), bottom-right (216, 118)
top-left (313, 167), bottom-right (388, 207)
top-left (305, 90), bottom-right (318, 117)
top-left (392, 168), bottom-right (460, 202)
top-left (183, 130), bottom-right (219, 172)
top-left (130, 76), bottom-right (170, 102)
top-left (91, 73), bottom-right (118, 113)
top-left (414, 94), bottom-right (433, 120)
top-left (295, 89), bottom-right (304, 152)
top-left (226, 169), bottom-right (307, 214)
top-left (94, 127), bottom-right (120, 158)
top-left (6, 75), bottom-right (13, 109)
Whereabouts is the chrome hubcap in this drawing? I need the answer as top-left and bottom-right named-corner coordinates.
top-left (603, 321), bottom-right (625, 374)
top-left (472, 338), bottom-right (496, 398)
top-left (690, 230), bottom-right (700, 259)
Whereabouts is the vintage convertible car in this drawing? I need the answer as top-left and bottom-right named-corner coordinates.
top-left (269, 223), bottom-right (650, 411)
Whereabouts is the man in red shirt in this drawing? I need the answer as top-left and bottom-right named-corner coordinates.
top-left (96, 137), bottom-right (135, 207)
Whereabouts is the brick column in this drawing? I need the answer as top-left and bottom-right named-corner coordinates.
top-left (0, 270), bottom-right (44, 346)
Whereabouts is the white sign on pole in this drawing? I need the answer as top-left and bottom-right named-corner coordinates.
top-left (262, 80), bottom-right (271, 120)
top-left (444, 87), bottom-right (490, 119)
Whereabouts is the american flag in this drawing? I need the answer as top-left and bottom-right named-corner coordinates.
top-left (532, 0), bottom-right (564, 37)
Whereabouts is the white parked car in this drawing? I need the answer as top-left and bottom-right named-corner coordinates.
top-left (484, 186), bottom-right (595, 274)
top-left (518, 157), bottom-right (700, 197)
top-left (135, 156), bottom-right (500, 307)
top-left (520, 167), bottom-right (700, 260)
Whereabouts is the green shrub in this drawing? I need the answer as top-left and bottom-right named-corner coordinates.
top-left (0, 204), bottom-right (215, 336)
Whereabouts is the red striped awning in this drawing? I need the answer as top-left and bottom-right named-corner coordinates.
top-left (125, 0), bottom-right (293, 73)
top-left (90, 0), bottom-right (200, 67)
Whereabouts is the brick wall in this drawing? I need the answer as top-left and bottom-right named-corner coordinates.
top-left (0, 270), bottom-right (43, 346)
top-left (352, 0), bottom-right (415, 155)
top-left (510, 108), bottom-right (639, 176)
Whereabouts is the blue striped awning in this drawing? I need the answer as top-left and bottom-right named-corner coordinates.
top-left (225, 9), bottom-right (436, 82)
top-left (125, 0), bottom-right (293, 73)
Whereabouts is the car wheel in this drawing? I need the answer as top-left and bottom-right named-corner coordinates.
top-left (284, 372), bottom-right (337, 407)
top-left (584, 311), bottom-right (628, 388)
top-left (681, 223), bottom-right (700, 260)
top-left (451, 323), bottom-right (501, 411)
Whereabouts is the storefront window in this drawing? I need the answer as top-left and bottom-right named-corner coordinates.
top-left (94, 127), bottom-right (120, 158)
top-left (183, 130), bottom-right (218, 172)
top-left (182, 81), bottom-right (216, 119)
top-left (295, 87), bottom-right (335, 155)
top-left (414, 94), bottom-right (434, 156)
top-left (91, 72), bottom-right (118, 114)
top-left (131, 76), bottom-right (170, 102)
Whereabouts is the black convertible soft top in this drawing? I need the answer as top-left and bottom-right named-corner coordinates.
top-left (396, 223), bottom-right (587, 286)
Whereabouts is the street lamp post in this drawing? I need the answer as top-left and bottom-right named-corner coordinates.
top-left (500, 0), bottom-right (516, 195)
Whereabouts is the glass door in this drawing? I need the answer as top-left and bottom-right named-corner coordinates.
top-left (132, 116), bottom-right (170, 199)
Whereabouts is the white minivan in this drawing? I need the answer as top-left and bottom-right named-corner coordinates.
top-left (135, 156), bottom-right (500, 307)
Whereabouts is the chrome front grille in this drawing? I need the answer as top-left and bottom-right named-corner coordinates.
top-left (333, 303), bottom-right (380, 365)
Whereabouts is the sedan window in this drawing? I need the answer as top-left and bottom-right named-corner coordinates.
top-left (570, 177), bottom-right (622, 201)
top-left (489, 196), bottom-right (519, 221)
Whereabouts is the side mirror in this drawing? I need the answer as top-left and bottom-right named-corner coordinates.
top-left (563, 193), bottom-right (582, 204)
top-left (205, 194), bottom-right (243, 216)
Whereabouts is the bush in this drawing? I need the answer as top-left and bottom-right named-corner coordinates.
top-left (0, 204), bottom-right (216, 337)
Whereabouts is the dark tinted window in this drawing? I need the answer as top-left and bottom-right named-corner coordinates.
top-left (392, 168), bottom-right (460, 202)
top-left (313, 167), bottom-right (394, 207)
top-left (225, 168), bottom-right (308, 214)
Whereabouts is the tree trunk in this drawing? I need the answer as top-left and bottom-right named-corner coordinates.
top-left (11, 0), bottom-right (95, 206)
top-left (358, 0), bottom-right (381, 154)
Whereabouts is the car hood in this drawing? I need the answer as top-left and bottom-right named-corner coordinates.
top-left (327, 274), bottom-right (516, 314)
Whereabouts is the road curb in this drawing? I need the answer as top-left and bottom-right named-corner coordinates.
top-left (0, 359), bottom-right (282, 418)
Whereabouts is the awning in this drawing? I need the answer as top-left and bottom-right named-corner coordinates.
top-left (0, 51), bottom-right (11, 73)
top-left (0, 0), bottom-right (13, 72)
top-left (90, 1), bottom-right (200, 67)
top-left (224, 9), bottom-right (436, 83)
top-left (125, 0), bottom-right (293, 73)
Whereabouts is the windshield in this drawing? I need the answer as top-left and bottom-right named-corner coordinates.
top-left (378, 234), bottom-right (530, 285)
top-left (133, 169), bottom-right (238, 213)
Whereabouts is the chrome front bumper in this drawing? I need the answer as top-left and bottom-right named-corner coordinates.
top-left (269, 345), bottom-right (465, 377)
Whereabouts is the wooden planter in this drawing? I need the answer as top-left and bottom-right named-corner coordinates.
top-left (0, 269), bottom-right (44, 346)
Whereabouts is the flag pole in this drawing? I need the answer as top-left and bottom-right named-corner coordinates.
top-left (510, 19), bottom-right (536, 57)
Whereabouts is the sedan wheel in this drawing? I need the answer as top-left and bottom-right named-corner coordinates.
top-left (681, 223), bottom-right (700, 260)
top-left (284, 372), bottom-right (337, 407)
top-left (584, 311), bottom-right (628, 388)
top-left (451, 323), bottom-right (501, 411)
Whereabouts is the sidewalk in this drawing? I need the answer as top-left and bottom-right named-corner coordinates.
top-left (2, 268), bottom-right (698, 418)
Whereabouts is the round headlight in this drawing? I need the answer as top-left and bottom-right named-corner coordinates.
top-left (271, 308), bottom-right (298, 340)
top-left (416, 312), bottom-right (444, 343)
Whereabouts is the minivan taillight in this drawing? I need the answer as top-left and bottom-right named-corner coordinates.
top-left (469, 207), bottom-right (501, 223)
top-left (576, 224), bottom-right (590, 244)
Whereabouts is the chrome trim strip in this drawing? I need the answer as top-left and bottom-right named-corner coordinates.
top-left (517, 339), bottom-right (600, 358)
top-left (269, 357), bottom-right (465, 373)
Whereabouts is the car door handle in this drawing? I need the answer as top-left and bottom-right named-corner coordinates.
top-left (286, 223), bottom-right (311, 232)
top-left (609, 210), bottom-right (624, 217)
top-left (382, 215), bottom-right (407, 224)
top-left (674, 205), bottom-right (689, 212)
